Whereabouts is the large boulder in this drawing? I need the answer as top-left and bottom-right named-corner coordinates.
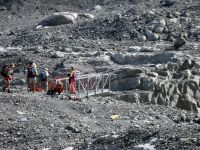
top-left (111, 77), bottom-right (141, 91)
top-left (111, 51), bottom-right (177, 65)
top-left (160, 0), bottom-right (177, 7)
top-left (176, 94), bottom-right (198, 112)
top-left (38, 12), bottom-right (78, 26)
top-left (174, 36), bottom-right (187, 49)
top-left (147, 18), bottom-right (166, 33)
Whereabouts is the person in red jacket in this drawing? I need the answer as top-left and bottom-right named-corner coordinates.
top-left (54, 80), bottom-right (64, 95)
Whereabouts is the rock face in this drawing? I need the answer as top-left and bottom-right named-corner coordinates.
top-left (112, 59), bottom-right (200, 112)
top-left (38, 12), bottom-right (78, 26)
top-left (111, 51), bottom-right (177, 65)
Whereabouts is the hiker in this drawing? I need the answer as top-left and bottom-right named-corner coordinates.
top-left (39, 67), bottom-right (50, 92)
top-left (1, 63), bottom-right (15, 93)
top-left (68, 66), bottom-right (77, 95)
top-left (54, 80), bottom-right (64, 95)
top-left (27, 62), bottom-right (38, 92)
top-left (47, 80), bottom-right (64, 96)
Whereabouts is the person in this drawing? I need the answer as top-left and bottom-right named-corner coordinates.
top-left (27, 62), bottom-right (38, 92)
top-left (2, 63), bottom-right (15, 93)
top-left (47, 80), bottom-right (64, 96)
top-left (39, 67), bottom-right (50, 92)
top-left (54, 80), bottom-right (64, 95)
top-left (68, 66), bottom-right (77, 95)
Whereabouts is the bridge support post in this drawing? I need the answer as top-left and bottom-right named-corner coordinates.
top-left (95, 76), bottom-right (97, 95)
top-left (64, 79), bottom-right (67, 93)
top-left (109, 74), bottom-right (111, 91)
top-left (102, 75), bottom-right (104, 93)
top-left (78, 79), bottom-right (80, 95)
top-left (87, 78), bottom-right (89, 97)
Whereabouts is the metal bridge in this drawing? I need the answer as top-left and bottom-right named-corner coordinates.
top-left (49, 73), bottom-right (112, 98)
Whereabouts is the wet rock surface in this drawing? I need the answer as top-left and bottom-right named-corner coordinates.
top-left (1, 0), bottom-right (200, 149)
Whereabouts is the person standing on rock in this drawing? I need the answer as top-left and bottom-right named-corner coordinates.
top-left (27, 62), bottom-right (38, 92)
top-left (39, 67), bottom-right (50, 92)
top-left (2, 63), bottom-right (15, 93)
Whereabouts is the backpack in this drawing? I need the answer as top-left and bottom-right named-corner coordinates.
top-left (39, 71), bottom-right (47, 81)
top-left (0, 65), bottom-right (8, 77)
top-left (27, 67), bottom-right (36, 78)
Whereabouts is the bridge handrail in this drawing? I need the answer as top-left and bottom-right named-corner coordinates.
top-left (49, 73), bottom-right (112, 81)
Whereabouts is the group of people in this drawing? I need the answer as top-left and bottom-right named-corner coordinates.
top-left (0, 62), bottom-right (77, 96)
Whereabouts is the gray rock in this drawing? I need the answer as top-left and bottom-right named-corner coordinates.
top-left (140, 77), bottom-right (156, 91)
top-left (179, 59), bottom-right (195, 71)
top-left (111, 77), bottom-right (141, 91)
top-left (154, 26), bottom-right (164, 33)
top-left (176, 95), bottom-right (198, 112)
top-left (169, 94), bottom-right (179, 107)
top-left (145, 30), bottom-right (159, 41)
top-left (53, 51), bottom-right (65, 58)
top-left (127, 46), bottom-right (141, 52)
top-left (38, 12), bottom-right (78, 26)
top-left (174, 36), bottom-right (187, 49)
top-left (111, 51), bottom-right (177, 65)
top-left (78, 13), bottom-right (95, 19)
top-left (115, 92), bottom-right (140, 103)
top-left (138, 35), bottom-right (147, 41)
top-left (146, 72), bottom-right (159, 77)
top-left (160, 0), bottom-right (177, 7)
top-left (140, 46), bottom-right (158, 52)
top-left (114, 67), bottom-right (144, 79)
top-left (139, 91), bottom-right (152, 103)
top-left (0, 47), bottom-right (7, 53)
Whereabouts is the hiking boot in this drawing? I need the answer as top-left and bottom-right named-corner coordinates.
top-left (2, 87), bottom-right (6, 92)
top-left (7, 89), bottom-right (12, 93)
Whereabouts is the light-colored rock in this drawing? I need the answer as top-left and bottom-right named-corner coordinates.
top-left (6, 47), bottom-right (22, 51)
top-left (145, 30), bottom-right (159, 41)
top-left (138, 35), bottom-right (147, 41)
top-left (94, 5), bottom-right (102, 10)
top-left (0, 47), bottom-right (7, 53)
top-left (146, 72), bottom-right (159, 77)
top-left (153, 26), bottom-right (164, 33)
top-left (127, 46), bottom-right (141, 52)
top-left (53, 51), bottom-right (65, 58)
top-left (189, 26), bottom-right (200, 36)
top-left (140, 46), bottom-right (158, 52)
top-left (168, 18), bottom-right (179, 23)
top-left (39, 12), bottom-right (78, 26)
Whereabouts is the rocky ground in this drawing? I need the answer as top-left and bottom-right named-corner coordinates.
top-left (1, 0), bottom-right (200, 149)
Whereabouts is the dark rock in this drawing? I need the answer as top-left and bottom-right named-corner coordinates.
top-left (160, 0), bottom-right (177, 7)
top-left (174, 36), bottom-right (187, 49)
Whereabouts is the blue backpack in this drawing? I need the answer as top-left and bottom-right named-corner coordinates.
top-left (39, 71), bottom-right (46, 81)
